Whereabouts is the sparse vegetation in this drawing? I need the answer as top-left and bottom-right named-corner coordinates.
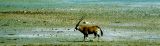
top-left (1, 0), bottom-right (160, 46)
top-left (1, 7), bottom-right (160, 29)
top-left (0, 8), bottom-right (160, 45)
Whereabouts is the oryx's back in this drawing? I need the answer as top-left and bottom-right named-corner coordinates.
top-left (79, 25), bottom-right (101, 33)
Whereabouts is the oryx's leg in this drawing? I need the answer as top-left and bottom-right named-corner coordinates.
top-left (93, 33), bottom-right (100, 41)
top-left (83, 34), bottom-right (88, 42)
top-left (94, 33), bottom-right (97, 39)
top-left (92, 33), bottom-right (97, 41)
top-left (97, 34), bottom-right (100, 41)
top-left (83, 35), bottom-right (86, 42)
top-left (97, 29), bottom-right (101, 41)
top-left (83, 31), bottom-right (88, 42)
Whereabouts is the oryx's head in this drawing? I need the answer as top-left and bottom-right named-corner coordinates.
top-left (74, 16), bottom-right (85, 31)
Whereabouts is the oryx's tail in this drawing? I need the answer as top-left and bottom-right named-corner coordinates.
top-left (96, 26), bottom-right (103, 36)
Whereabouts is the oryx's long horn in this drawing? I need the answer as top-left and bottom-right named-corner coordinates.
top-left (74, 16), bottom-right (85, 31)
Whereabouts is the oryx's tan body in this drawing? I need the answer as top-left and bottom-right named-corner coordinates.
top-left (78, 25), bottom-right (100, 34)
top-left (74, 16), bottom-right (103, 41)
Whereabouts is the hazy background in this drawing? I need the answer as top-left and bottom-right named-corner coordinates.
top-left (1, 0), bottom-right (160, 11)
